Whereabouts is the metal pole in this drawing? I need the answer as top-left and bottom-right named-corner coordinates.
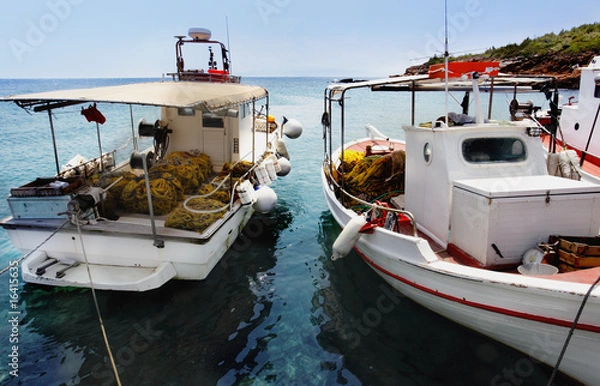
top-left (443, 0), bottom-right (449, 126)
top-left (96, 122), bottom-right (103, 172)
top-left (411, 81), bottom-right (416, 126)
top-left (47, 109), bottom-right (61, 175)
top-left (581, 103), bottom-right (600, 166)
top-left (265, 94), bottom-right (270, 151)
top-left (252, 100), bottom-right (256, 164)
top-left (130, 105), bottom-right (138, 151)
top-left (141, 154), bottom-right (163, 248)
top-left (487, 78), bottom-right (495, 120)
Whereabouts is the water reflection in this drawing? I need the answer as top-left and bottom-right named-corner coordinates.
top-left (9, 207), bottom-right (292, 386)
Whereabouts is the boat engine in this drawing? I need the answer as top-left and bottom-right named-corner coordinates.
top-left (67, 187), bottom-right (107, 220)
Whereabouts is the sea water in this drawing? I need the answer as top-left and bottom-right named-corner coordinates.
top-left (0, 78), bottom-right (576, 385)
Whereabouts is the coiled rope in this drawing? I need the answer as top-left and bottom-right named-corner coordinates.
top-left (183, 174), bottom-right (231, 214)
top-left (183, 152), bottom-right (256, 215)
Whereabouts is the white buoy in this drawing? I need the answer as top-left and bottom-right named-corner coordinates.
top-left (236, 180), bottom-right (256, 205)
top-left (331, 215), bottom-right (367, 260)
top-left (254, 164), bottom-right (271, 186)
top-left (276, 156), bottom-right (291, 176)
top-left (266, 154), bottom-right (281, 173)
top-left (283, 118), bottom-right (303, 139)
top-left (253, 186), bottom-right (277, 214)
top-left (263, 158), bottom-right (278, 181)
top-left (276, 137), bottom-right (290, 160)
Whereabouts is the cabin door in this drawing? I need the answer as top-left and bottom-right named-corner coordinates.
top-left (203, 128), bottom-right (227, 171)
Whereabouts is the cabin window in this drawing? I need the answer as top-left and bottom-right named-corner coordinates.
top-left (595, 84), bottom-right (600, 98)
top-left (423, 142), bottom-right (432, 164)
top-left (462, 137), bottom-right (527, 163)
top-left (241, 102), bottom-right (251, 118)
top-left (202, 116), bottom-right (224, 128)
top-left (178, 107), bottom-right (195, 116)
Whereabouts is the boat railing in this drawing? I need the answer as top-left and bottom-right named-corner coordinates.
top-left (59, 150), bottom-right (117, 179)
top-left (323, 160), bottom-right (418, 237)
top-left (167, 71), bottom-right (241, 84)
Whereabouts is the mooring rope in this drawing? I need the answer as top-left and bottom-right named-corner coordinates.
top-left (0, 220), bottom-right (70, 276)
top-left (547, 274), bottom-right (600, 385)
top-left (74, 213), bottom-right (122, 386)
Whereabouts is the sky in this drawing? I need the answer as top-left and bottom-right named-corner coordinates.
top-left (0, 0), bottom-right (599, 78)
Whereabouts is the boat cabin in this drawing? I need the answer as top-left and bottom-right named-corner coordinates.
top-left (404, 121), bottom-right (600, 268)
top-left (549, 55), bottom-right (600, 168)
top-left (324, 71), bottom-right (600, 271)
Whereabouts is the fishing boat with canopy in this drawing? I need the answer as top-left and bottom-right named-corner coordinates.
top-left (321, 63), bottom-right (600, 384)
top-left (0, 28), bottom-right (302, 292)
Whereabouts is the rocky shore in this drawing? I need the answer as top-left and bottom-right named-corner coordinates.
top-left (404, 51), bottom-right (598, 89)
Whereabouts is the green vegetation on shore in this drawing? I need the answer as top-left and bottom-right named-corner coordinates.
top-left (411, 23), bottom-right (600, 88)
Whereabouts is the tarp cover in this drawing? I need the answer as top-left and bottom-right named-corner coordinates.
top-left (0, 81), bottom-right (268, 111)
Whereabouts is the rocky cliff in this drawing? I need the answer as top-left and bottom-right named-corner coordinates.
top-left (404, 23), bottom-right (600, 89)
top-left (404, 51), bottom-right (597, 89)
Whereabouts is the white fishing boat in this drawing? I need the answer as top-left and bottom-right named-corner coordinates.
top-left (538, 55), bottom-right (600, 178)
top-left (321, 67), bottom-right (600, 384)
top-left (0, 28), bottom-right (302, 292)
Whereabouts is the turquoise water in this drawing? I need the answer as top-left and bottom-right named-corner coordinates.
top-left (0, 78), bottom-right (576, 385)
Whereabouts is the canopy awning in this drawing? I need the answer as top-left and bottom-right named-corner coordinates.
top-left (0, 81), bottom-right (268, 112)
top-left (326, 73), bottom-right (554, 95)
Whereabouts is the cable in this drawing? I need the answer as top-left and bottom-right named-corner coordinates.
top-left (547, 275), bottom-right (600, 385)
top-left (0, 220), bottom-right (69, 276)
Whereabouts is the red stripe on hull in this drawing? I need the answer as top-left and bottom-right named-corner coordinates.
top-left (355, 248), bottom-right (600, 334)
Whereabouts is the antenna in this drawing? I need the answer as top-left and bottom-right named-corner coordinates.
top-left (225, 16), bottom-right (232, 74)
top-left (444, 0), bottom-right (449, 125)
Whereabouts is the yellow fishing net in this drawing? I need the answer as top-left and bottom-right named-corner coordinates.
top-left (89, 151), bottom-right (254, 232)
top-left (116, 151), bottom-right (213, 216)
top-left (150, 151), bottom-right (213, 194)
top-left (337, 150), bottom-right (405, 206)
top-left (164, 197), bottom-right (227, 233)
top-left (219, 160), bottom-right (253, 178)
top-left (121, 173), bottom-right (184, 215)
top-left (198, 180), bottom-right (231, 204)
top-left (89, 170), bottom-right (137, 209)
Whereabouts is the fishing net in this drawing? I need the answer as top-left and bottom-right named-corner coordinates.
top-left (150, 151), bottom-right (213, 194)
top-left (88, 151), bottom-right (250, 232)
top-left (219, 160), bottom-right (253, 178)
top-left (337, 150), bottom-right (406, 207)
top-left (198, 180), bottom-right (231, 204)
top-left (164, 197), bottom-right (227, 233)
top-left (121, 173), bottom-right (184, 215)
top-left (89, 170), bottom-right (138, 209)
top-left (109, 150), bottom-right (214, 215)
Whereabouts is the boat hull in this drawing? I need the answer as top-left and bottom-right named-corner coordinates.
top-left (321, 166), bottom-right (600, 385)
top-left (4, 204), bottom-right (254, 291)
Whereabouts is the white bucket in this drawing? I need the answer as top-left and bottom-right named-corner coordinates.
top-left (517, 263), bottom-right (559, 276)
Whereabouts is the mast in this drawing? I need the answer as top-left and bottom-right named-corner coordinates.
top-left (444, 0), bottom-right (449, 125)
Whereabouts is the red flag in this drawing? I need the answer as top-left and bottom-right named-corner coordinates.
top-left (81, 104), bottom-right (106, 124)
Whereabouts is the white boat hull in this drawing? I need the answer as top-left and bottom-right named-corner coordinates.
top-left (322, 167), bottom-right (600, 385)
top-left (6, 204), bottom-right (254, 291)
